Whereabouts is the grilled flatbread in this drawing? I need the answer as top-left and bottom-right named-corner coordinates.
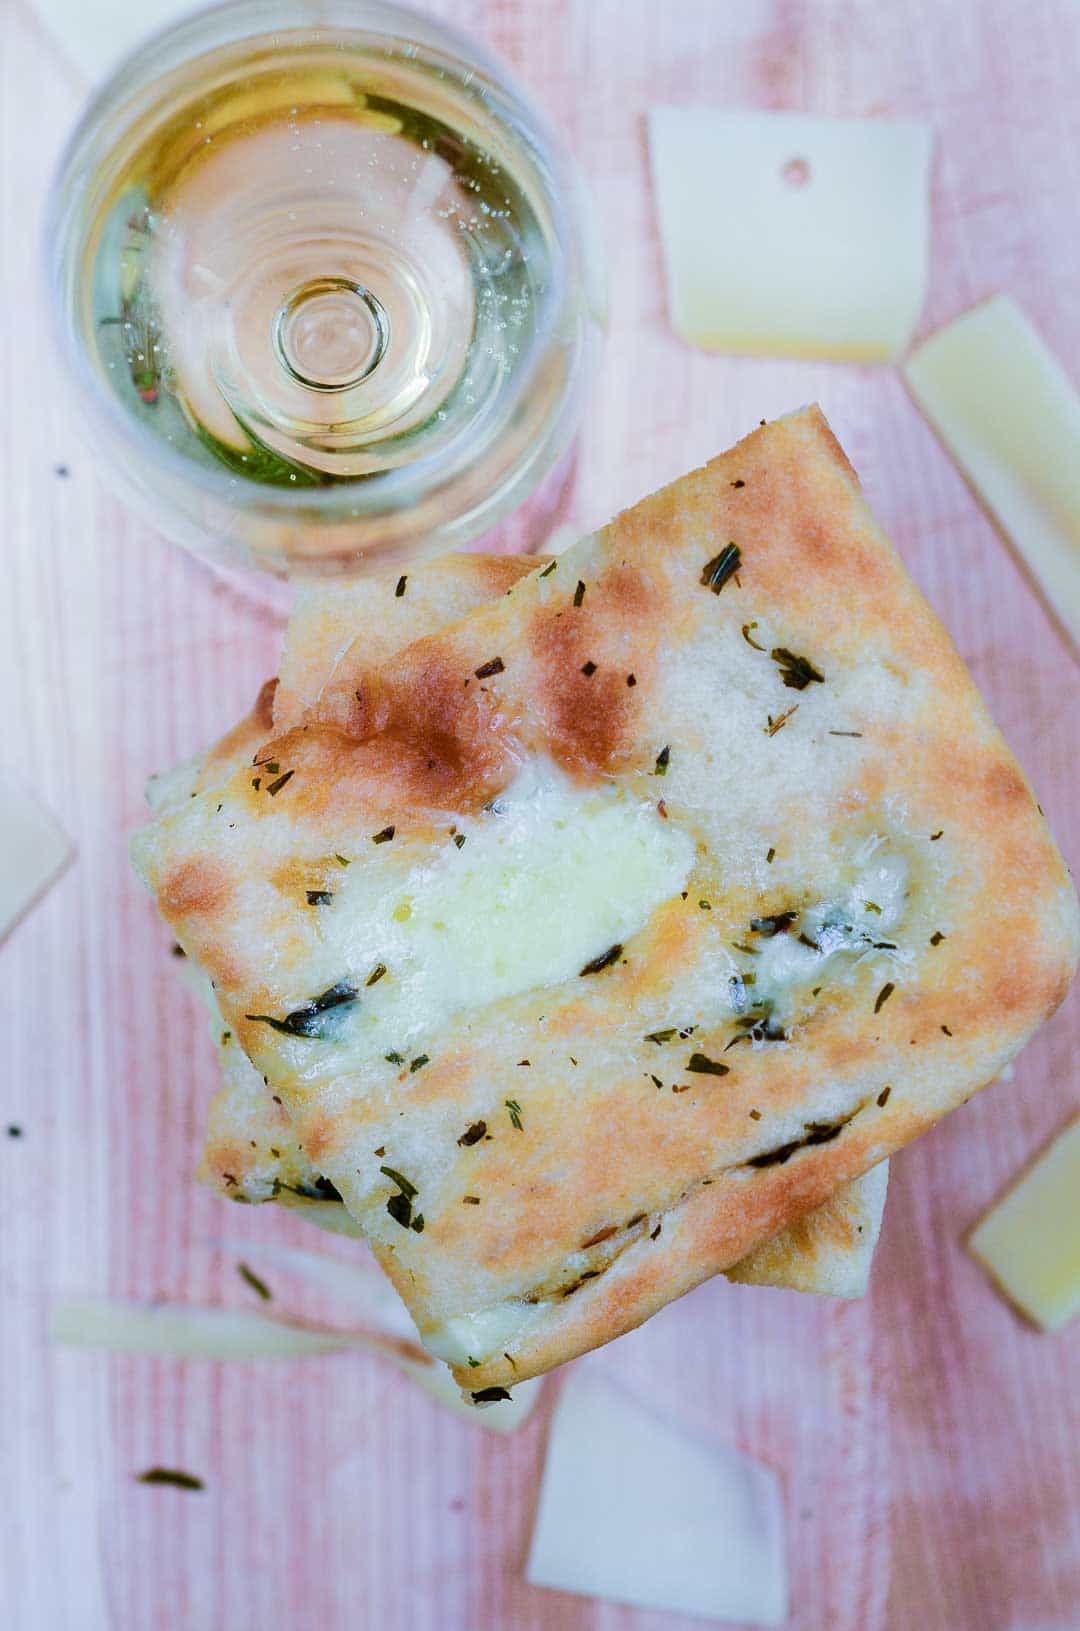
top-left (195, 555), bottom-right (890, 1294)
top-left (134, 407), bottom-right (1078, 1388)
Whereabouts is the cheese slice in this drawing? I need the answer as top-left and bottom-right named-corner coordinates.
top-left (648, 109), bottom-right (931, 361)
top-left (966, 1117), bottom-right (1080, 1331)
top-left (904, 296), bottom-right (1080, 644)
top-left (527, 1367), bottom-right (787, 1625)
top-left (0, 776), bottom-right (71, 943)
top-left (51, 1299), bottom-right (356, 1360)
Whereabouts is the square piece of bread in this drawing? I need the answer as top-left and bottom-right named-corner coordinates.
top-left (191, 556), bottom-right (889, 1299)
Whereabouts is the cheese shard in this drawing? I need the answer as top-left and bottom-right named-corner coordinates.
top-left (527, 1368), bottom-right (787, 1625)
top-left (648, 109), bottom-right (931, 361)
top-left (966, 1117), bottom-right (1080, 1332)
top-left (52, 1300), bottom-right (358, 1359)
top-left (904, 296), bottom-right (1080, 644)
top-left (0, 777), bottom-right (71, 944)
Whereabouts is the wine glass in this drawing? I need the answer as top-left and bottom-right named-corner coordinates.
top-left (47, 0), bottom-right (603, 579)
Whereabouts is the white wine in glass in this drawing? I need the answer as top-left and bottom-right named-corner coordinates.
top-left (48, 1), bottom-right (601, 577)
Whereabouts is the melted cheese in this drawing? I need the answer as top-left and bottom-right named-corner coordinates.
top-left (752, 841), bottom-right (908, 1014)
top-left (281, 759), bottom-right (694, 1071)
top-left (423, 1303), bottom-right (537, 1367)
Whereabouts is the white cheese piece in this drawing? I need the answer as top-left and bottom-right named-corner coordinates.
top-left (966, 1118), bottom-right (1080, 1332)
top-left (51, 1300), bottom-right (354, 1360)
top-left (527, 1368), bottom-right (787, 1625)
top-left (753, 840), bottom-right (908, 1015)
top-left (0, 777), bottom-right (71, 944)
top-left (648, 108), bottom-right (931, 361)
top-left (904, 296), bottom-right (1080, 644)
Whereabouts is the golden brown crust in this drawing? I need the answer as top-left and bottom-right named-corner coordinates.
top-left (133, 407), bottom-right (1079, 1387)
top-left (525, 561), bottom-right (663, 776)
top-left (277, 555), bottom-right (538, 730)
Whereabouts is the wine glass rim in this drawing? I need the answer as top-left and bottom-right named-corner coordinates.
top-left (44, 0), bottom-right (588, 520)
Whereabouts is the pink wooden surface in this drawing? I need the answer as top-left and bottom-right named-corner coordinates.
top-left (2, 2), bottom-right (1078, 1628)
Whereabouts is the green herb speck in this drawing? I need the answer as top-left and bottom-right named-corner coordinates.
top-left (701, 543), bottom-right (741, 594)
top-left (686, 1053), bottom-right (730, 1077)
top-left (238, 1262), bottom-right (272, 1301)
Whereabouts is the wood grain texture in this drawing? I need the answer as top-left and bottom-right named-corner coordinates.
top-left (1, 2), bottom-right (1077, 1628)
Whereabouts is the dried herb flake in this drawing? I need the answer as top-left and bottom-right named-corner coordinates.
top-left (246, 980), bottom-right (358, 1040)
top-left (238, 1262), bottom-right (272, 1301)
top-left (701, 543), bottom-right (742, 594)
top-left (137, 1468), bottom-right (204, 1491)
top-left (765, 704), bottom-right (799, 736)
top-left (580, 943), bottom-right (622, 975)
top-left (380, 1165), bottom-right (418, 1200)
top-left (771, 647), bottom-right (825, 690)
top-left (750, 911), bottom-right (797, 937)
top-left (687, 1053), bottom-right (730, 1077)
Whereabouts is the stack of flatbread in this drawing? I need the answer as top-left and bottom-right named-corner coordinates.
top-left (133, 407), bottom-right (1077, 1393)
